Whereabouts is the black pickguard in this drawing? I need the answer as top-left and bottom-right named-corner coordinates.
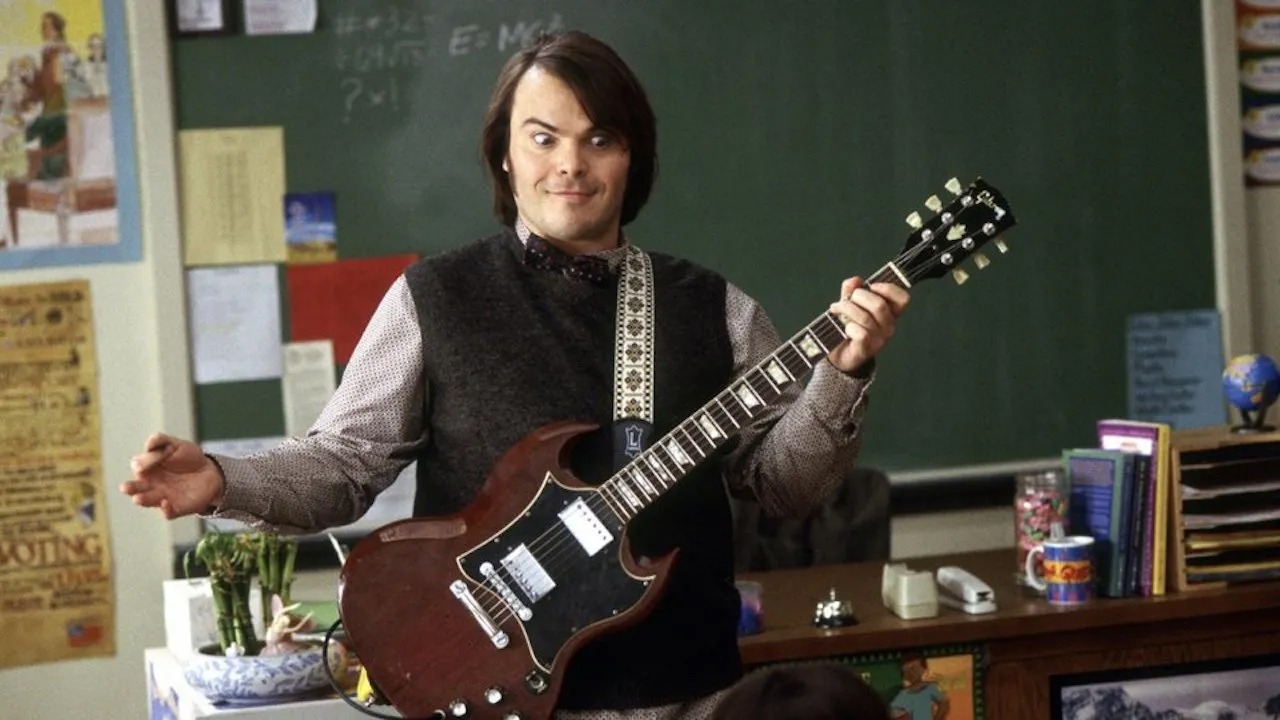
top-left (457, 476), bottom-right (648, 672)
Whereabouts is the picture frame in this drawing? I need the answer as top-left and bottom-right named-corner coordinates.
top-left (758, 645), bottom-right (987, 720)
top-left (1051, 653), bottom-right (1280, 719)
top-left (171, 0), bottom-right (234, 37)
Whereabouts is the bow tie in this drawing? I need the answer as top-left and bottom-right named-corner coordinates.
top-left (523, 235), bottom-right (613, 286)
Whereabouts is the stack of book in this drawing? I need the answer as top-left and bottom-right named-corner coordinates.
top-left (1062, 419), bottom-right (1171, 598)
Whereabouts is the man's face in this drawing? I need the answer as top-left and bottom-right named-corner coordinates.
top-left (505, 66), bottom-right (630, 251)
top-left (41, 17), bottom-right (57, 42)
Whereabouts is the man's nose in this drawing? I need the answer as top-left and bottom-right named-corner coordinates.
top-left (556, 143), bottom-right (587, 177)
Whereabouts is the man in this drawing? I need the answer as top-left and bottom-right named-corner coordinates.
top-left (122, 31), bottom-right (910, 719)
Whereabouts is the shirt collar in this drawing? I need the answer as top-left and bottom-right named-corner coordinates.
top-left (514, 217), bottom-right (630, 274)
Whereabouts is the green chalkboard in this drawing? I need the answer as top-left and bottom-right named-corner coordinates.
top-left (175, 1), bottom-right (1215, 474)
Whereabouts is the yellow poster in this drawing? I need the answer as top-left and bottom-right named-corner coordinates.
top-left (1, 0), bottom-right (118, 252)
top-left (0, 278), bottom-right (113, 669)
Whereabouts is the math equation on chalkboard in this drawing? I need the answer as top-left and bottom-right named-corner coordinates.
top-left (330, 4), bottom-right (565, 123)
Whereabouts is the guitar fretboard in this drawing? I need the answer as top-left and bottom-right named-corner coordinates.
top-left (595, 262), bottom-right (908, 523)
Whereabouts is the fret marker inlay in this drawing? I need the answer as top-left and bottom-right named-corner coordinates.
top-left (735, 384), bottom-right (761, 409)
top-left (766, 360), bottom-right (792, 383)
top-left (798, 334), bottom-right (823, 359)
top-left (698, 414), bottom-right (723, 439)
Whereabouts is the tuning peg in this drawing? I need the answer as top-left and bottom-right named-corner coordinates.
top-left (973, 252), bottom-right (991, 269)
top-left (905, 211), bottom-right (922, 229)
top-left (994, 238), bottom-right (1009, 253)
top-left (946, 224), bottom-right (966, 241)
top-left (951, 268), bottom-right (970, 285)
top-left (925, 195), bottom-right (942, 213)
top-left (945, 177), bottom-right (962, 196)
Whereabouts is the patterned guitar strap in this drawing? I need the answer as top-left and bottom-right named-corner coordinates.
top-left (612, 245), bottom-right (656, 471)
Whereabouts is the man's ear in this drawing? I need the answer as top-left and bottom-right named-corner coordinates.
top-left (502, 158), bottom-right (510, 173)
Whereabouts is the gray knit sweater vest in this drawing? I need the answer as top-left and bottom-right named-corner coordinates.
top-left (402, 229), bottom-right (743, 710)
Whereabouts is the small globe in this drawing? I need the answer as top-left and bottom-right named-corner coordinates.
top-left (1222, 353), bottom-right (1280, 412)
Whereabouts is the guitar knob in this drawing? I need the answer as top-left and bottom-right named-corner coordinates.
top-left (502, 713), bottom-right (525, 720)
top-left (484, 686), bottom-right (507, 705)
top-left (447, 698), bottom-right (469, 717)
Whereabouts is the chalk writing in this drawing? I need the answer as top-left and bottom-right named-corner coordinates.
top-left (338, 76), bottom-right (400, 124)
top-left (333, 7), bottom-right (429, 38)
top-left (449, 15), bottom-right (565, 57)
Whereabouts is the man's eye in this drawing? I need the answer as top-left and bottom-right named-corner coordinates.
top-left (532, 132), bottom-right (554, 147)
top-left (590, 134), bottom-right (614, 148)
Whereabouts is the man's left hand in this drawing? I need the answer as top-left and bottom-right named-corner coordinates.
top-left (826, 276), bottom-right (911, 373)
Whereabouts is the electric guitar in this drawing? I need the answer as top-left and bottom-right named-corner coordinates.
top-left (337, 177), bottom-right (1018, 719)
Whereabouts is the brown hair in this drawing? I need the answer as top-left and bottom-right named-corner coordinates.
top-left (479, 30), bottom-right (657, 227)
top-left (42, 12), bottom-right (66, 39)
top-left (710, 664), bottom-right (893, 720)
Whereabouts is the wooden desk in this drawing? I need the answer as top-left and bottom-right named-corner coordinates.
top-left (738, 549), bottom-right (1280, 718)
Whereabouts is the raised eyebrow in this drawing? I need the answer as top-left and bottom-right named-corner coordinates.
top-left (520, 118), bottom-right (614, 139)
top-left (521, 117), bottom-right (559, 133)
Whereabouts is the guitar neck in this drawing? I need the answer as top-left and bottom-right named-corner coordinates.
top-left (597, 261), bottom-right (910, 522)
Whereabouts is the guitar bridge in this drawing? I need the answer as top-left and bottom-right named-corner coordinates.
top-left (449, 579), bottom-right (509, 649)
top-left (481, 562), bottom-right (533, 621)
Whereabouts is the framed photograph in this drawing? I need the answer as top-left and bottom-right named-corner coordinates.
top-left (1051, 653), bottom-right (1280, 719)
top-left (172, 0), bottom-right (233, 36)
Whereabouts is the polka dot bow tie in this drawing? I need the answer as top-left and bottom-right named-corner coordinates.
top-left (523, 235), bottom-right (613, 286)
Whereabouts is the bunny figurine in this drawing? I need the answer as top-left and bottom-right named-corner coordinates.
top-left (259, 593), bottom-right (315, 656)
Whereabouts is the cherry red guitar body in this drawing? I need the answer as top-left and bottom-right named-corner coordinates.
top-left (338, 421), bottom-right (675, 720)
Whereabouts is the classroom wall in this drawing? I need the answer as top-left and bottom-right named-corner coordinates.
top-left (0, 1), bottom-right (1262, 718)
top-left (1, 2), bottom-right (194, 719)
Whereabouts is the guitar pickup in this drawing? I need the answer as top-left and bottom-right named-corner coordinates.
top-left (559, 497), bottom-right (613, 557)
top-left (502, 544), bottom-right (556, 603)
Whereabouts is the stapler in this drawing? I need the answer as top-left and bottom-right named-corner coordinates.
top-left (935, 565), bottom-right (997, 615)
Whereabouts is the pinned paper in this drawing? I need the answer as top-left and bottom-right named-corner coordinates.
top-left (282, 340), bottom-right (337, 436)
top-left (244, 0), bottom-right (318, 35)
top-left (179, 128), bottom-right (287, 266)
top-left (285, 192), bottom-right (337, 264)
top-left (187, 265), bottom-right (284, 384)
top-left (1126, 309), bottom-right (1228, 430)
top-left (286, 254), bottom-right (417, 365)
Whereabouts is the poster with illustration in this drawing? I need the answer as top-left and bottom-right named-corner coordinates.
top-left (0, 0), bottom-right (140, 267)
top-left (768, 646), bottom-right (985, 720)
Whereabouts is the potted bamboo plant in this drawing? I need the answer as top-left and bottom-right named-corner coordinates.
top-left (180, 529), bottom-right (340, 704)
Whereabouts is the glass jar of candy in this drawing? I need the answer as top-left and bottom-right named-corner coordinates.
top-left (1014, 468), bottom-right (1068, 590)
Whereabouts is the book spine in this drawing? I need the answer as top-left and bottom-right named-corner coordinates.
top-left (1153, 428), bottom-right (1170, 595)
top-left (1110, 454), bottom-right (1134, 598)
top-left (1129, 454), bottom-right (1150, 596)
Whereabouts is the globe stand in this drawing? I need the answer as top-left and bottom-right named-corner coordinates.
top-left (1231, 402), bottom-right (1276, 434)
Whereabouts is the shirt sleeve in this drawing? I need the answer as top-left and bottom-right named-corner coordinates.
top-left (205, 275), bottom-right (427, 534)
top-left (719, 282), bottom-right (874, 518)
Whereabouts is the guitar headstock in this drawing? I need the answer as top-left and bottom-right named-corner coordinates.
top-left (896, 177), bottom-right (1017, 286)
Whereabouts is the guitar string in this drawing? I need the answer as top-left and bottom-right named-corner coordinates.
top-left (474, 320), bottom-right (854, 623)
top-left (474, 271), bottom-right (913, 622)
top-left (468, 229), bottom-right (951, 623)
top-left (470, 280), bottom-right (893, 621)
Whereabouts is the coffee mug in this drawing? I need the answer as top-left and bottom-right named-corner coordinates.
top-left (1024, 535), bottom-right (1094, 604)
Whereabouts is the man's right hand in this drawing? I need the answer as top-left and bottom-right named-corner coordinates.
top-left (121, 432), bottom-right (225, 519)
